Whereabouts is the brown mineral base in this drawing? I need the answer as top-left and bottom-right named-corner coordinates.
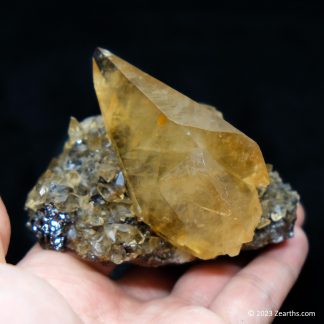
top-left (25, 116), bottom-right (299, 266)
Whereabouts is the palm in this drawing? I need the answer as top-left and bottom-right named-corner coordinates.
top-left (0, 201), bottom-right (307, 324)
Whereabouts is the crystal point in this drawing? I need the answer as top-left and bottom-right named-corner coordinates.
top-left (93, 48), bottom-right (269, 259)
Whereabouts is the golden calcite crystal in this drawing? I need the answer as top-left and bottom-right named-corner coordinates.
top-left (93, 48), bottom-right (270, 259)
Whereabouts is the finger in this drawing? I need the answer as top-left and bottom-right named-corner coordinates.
top-left (18, 244), bottom-right (131, 319)
top-left (19, 244), bottom-right (116, 276)
top-left (0, 197), bottom-right (11, 262)
top-left (296, 203), bottom-right (305, 227)
top-left (210, 226), bottom-right (308, 321)
top-left (0, 235), bottom-right (5, 263)
top-left (171, 260), bottom-right (241, 307)
top-left (0, 264), bottom-right (82, 323)
top-left (18, 244), bottom-right (118, 295)
top-left (117, 265), bottom-right (181, 301)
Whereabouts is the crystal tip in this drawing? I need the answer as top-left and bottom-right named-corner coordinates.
top-left (94, 47), bottom-right (113, 60)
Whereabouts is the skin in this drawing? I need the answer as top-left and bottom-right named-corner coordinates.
top-left (0, 198), bottom-right (308, 323)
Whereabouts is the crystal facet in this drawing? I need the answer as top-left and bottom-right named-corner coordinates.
top-left (93, 48), bottom-right (270, 259)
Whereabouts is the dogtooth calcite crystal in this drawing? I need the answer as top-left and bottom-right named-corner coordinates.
top-left (93, 48), bottom-right (269, 259)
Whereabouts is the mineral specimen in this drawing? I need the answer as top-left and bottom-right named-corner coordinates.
top-left (25, 48), bottom-right (299, 266)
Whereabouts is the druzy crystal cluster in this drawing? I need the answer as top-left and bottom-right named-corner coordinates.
top-left (25, 49), bottom-right (299, 266)
top-left (26, 116), bottom-right (190, 265)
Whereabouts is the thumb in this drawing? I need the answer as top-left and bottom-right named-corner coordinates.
top-left (0, 197), bottom-right (11, 263)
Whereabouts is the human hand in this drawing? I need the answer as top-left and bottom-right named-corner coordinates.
top-left (0, 198), bottom-right (308, 323)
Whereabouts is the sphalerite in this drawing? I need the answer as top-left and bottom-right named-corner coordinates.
top-left (25, 48), bottom-right (299, 266)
